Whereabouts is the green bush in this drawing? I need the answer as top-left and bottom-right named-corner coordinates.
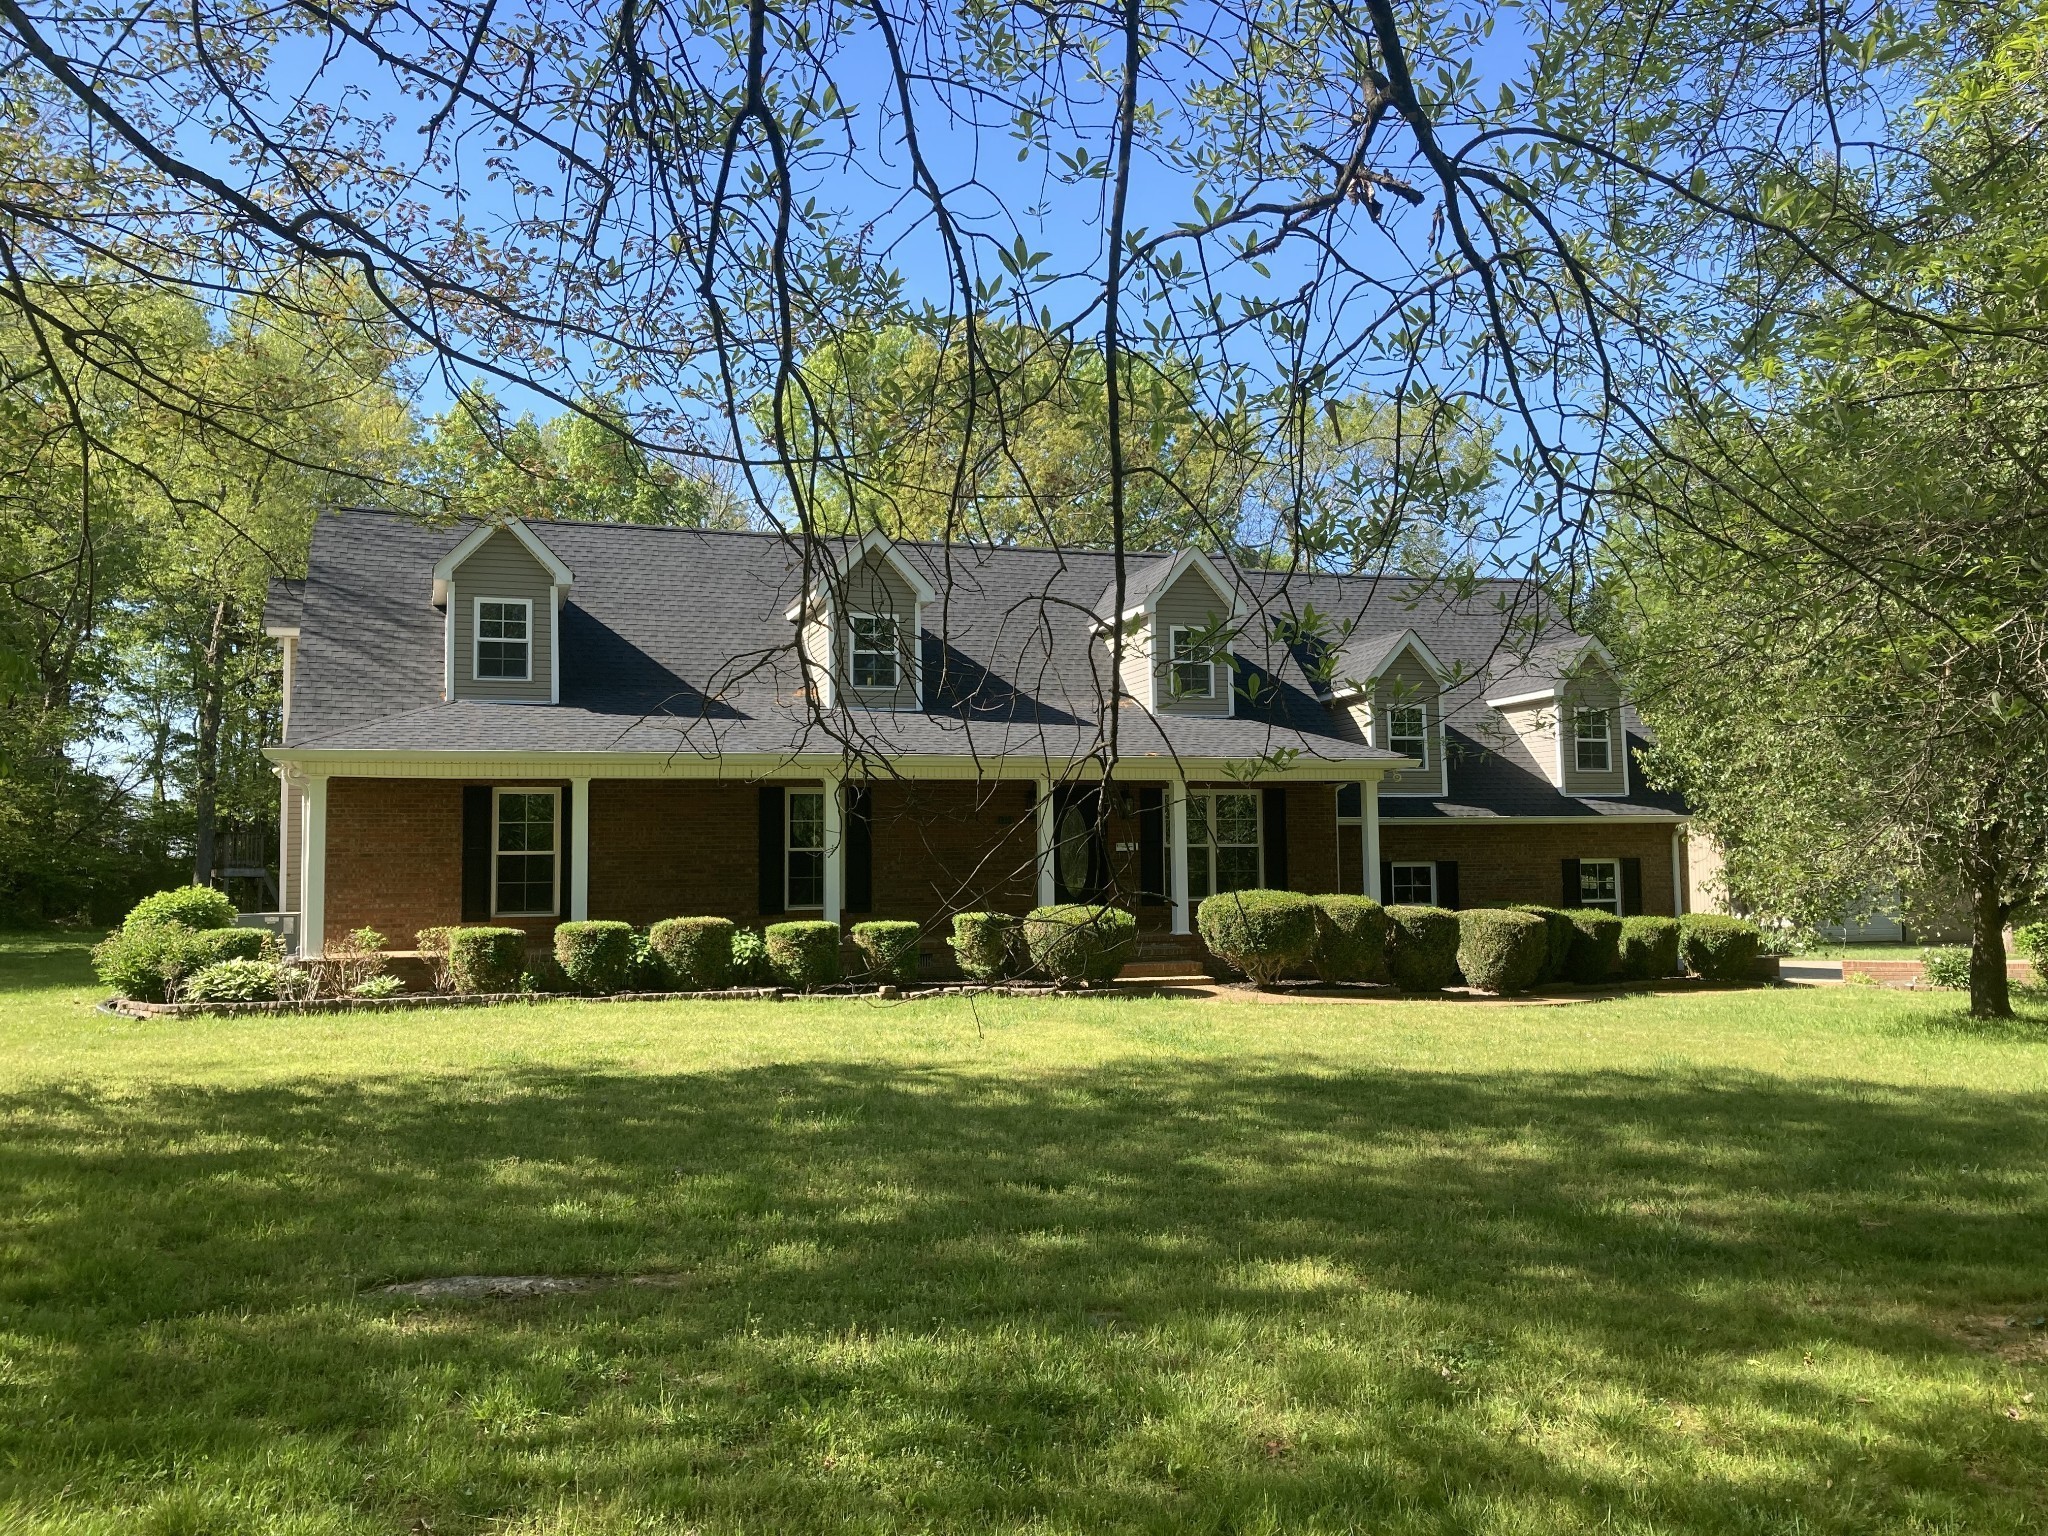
top-left (353, 974), bottom-right (405, 999)
top-left (447, 927), bottom-right (527, 993)
top-left (730, 929), bottom-right (771, 985)
top-left (415, 926), bottom-right (457, 991)
top-left (1618, 916), bottom-right (1681, 981)
top-left (949, 912), bottom-right (1020, 982)
top-left (123, 885), bottom-right (235, 933)
top-left (1384, 906), bottom-right (1461, 991)
top-left (648, 917), bottom-right (735, 990)
top-left (1677, 913), bottom-right (1764, 981)
top-left (851, 920), bottom-right (921, 984)
top-left (1308, 895), bottom-right (1388, 983)
top-left (93, 923), bottom-right (268, 1002)
top-left (182, 958), bottom-right (302, 1003)
top-left (766, 921), bottom-right (843, 990)
top-left (2013, 922), bottom-right (2047, 970)
top-left (1197, 889), bottom-right (1316, 985)
top-left (1456, 909), bottom-right (1548, 994)
top-left (1022, 904), bottom-right (1137, 985)
top-left (1920, 946), bottom-right (1970, 990)
top-left (1561, 910), bottom-right (1623, 983)
top-left (553, 920), bottom-right (637, 993)
top-left (1509, 905), bottom-right (1576, 983)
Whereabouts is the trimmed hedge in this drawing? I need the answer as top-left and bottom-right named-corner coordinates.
top-left (1561, 909), bottom-right (1623, 983)
top-left (1677, 913), bottom-right (1763, 981)
top-left (852, 920), bottom-right (921, 984)
top-left (1509, 905), bottom-right (1576, 983)
top-left (766, 921), bottom-right (842, 990)
top-left (1310, 895), bottom-right (1388, 984)
top-left (93, 923), bottom-right (268, 1002)
top-left (1384, 905), bottom-right (1461, 991)
top-left (648, 917), bottom-right (735, 990)
top-left (1618, 916), bottom-right (1681, 981)
top-left (123, 885), bottom-right (235, 933)
top-left (447, 927), bottom-right (527, 993)
top-left (1022, 904), bottom-right (1137, 985)
top-left (949, 912), bottom-right (1020, 981)
top-left (183, 958), bottom-right (301, 1003)
top-left (554, 920), bottom-right (637, 993)
top-left (1197, 889), bottom-right (1316, 985)
top-left (1456, 909), bottom-right (1548, 994)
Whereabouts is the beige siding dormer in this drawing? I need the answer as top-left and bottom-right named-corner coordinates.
top-left (448, 528), bottom-right (556, 703)
top-left (1559, 660), bottom-right (1628, 796)
top-left (1363, 646), bottom-right (1444, 796)
top-left (1149, 566), bottom-right (1234, 716)
top-left (835, 550), bottom-right (921, 710)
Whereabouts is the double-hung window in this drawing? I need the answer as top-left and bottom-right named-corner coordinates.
top-left (1168, 627), bottom-right (1216, 700)
top-left (1389, 861), bottom-right (1436, 905)
top-left (1578, 857), bottom-right (1622, 914)
top-left (786, 789), bottom-right (826, 908)
top-left (849, 614), bottom-right (900, 690)
top-left (475, 598), bottom-right (532, 680)
top-left (1387, 704), bottom-right (1428, 766)
top-left (493, 788), bottom-right (558, 916)
top-left (1574, 707), bottom-right (1612, 773)
top-left (1186, 790), bottom-right (1260, 899)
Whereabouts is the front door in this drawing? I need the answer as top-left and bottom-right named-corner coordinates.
top-left (1052, 786), bottom-right (1107, 903)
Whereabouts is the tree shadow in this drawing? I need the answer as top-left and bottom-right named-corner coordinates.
top-left (1, 1057), bottom-right (2045, 1530)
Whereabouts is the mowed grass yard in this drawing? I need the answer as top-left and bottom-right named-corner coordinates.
top-left (2, 936), bottom-right (2046, 1534)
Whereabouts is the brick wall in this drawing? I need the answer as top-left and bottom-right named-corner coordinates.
top-left (865, 780), bottom-right (1039, 928)
top-left (1379, 818), bottom-right (1684, 914)
top-left (325, 778), bottom-right (465, 944)
top-left (587, 780), bottom-right (765, 927)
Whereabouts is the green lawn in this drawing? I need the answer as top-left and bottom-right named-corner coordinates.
top-left (2, 933), bottom-right (2046, 1534)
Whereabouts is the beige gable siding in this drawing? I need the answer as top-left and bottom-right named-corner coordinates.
top-left (1115, 618), bottom-right (1153, 705)
top-left (1559, 662), bottom-right (1628, 795)
top-left (834, 552), bottom-right (920, 709)
top-left (1496, 700), bottom-right (1562, 787)
top-left (1150, 567), bottom-right (1233, 716)
top-left (1371, 647), bottom-right (1443, 795)
top-left (450, 528), bottom-right (555, 702)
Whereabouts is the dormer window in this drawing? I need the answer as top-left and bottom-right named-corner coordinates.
top-left (1169, 627), bottom-right (1216, 700)
top-left (849, 613), bottom-right (901, 690)
top-left (1387, 704), bottom-right (1428, 765)
top-left (1575, 707), bottom-right (1611, 772)
top-left (475, 599), bottom-right (532, 681)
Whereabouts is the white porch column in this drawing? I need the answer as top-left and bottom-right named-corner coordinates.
top-left (570, 776), bottom-right (591, 920)
top-left (1363, 775), bottom-right (1382, 901)
top-left (822, 773), bottom-right (844, 926)
top-left (1671, 829), bottom-right (1686, 918)
top-left (301, 774), bottom-right (328, 960)
top-left (1034, 777), bottom-right (1056, 907)
top-left (1169, 781), bottom-right (1191, 935)
top-left (276, 769), bottom-right (293, 916)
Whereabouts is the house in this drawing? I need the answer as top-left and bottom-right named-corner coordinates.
top-left (262, 508), bottom-right (1691, 963)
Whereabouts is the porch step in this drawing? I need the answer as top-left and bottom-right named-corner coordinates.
top-left (1117, 959), bottom-right (1210, 981)
top-left (1133, 935), bottom-right (1206, 960)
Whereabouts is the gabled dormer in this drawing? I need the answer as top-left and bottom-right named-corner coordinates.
top-left (1484, 636), bottom-right (1631, 797)
top-left (787, 530), bottom-right (936, 710)
top-left (1325, 629), bottom-right (1450, 795)
top-left (1098, 549), bottom-right (1247, 716)
top-left (432, 520), bottom-right (574, 704)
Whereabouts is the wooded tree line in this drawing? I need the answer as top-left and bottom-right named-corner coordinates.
top-left (0, 0), bottom-right (2042, 1010)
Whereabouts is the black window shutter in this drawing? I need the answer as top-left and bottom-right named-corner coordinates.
top-left (1380, 860), bottom-right (1394, 903)
top-left (1561, 857), bottom-right (1582, 908)
top-left (845, 784), bottom-right (873, 913)
top-left (558, 782), bottom-right (573, 918)
top-left (1138, 788), bottom-right (1165, 904)
top-left (1436, 860), bottom-right (1460, 910)
top-left (461, 785), bottom-right (492, 921)
top-left (1261, 786), bottom-right (1289, 889)
top-left (1622, 857), bottom-right (1644, 916)
top-left (757, 785), bottom-right (785, 917)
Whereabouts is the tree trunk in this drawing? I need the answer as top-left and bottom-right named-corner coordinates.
top-left (1967, 879), bottom-right (2012, 1020)
top-left (191, 596), bottom-right (230, 889)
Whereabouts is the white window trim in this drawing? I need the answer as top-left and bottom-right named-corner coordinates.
top-left (1578, 856), bottom-right (1623, 915)
top-left (473, 597), bottom-right (534, 683)
top-left (1186, 788), bottom-right (1262, 896)
top-left (491, 785), bottom-right (560, 918)
top-left (1386, 703), bottom-right (1429, 769)
top-left (1167, 626), bottom-right (1217, 701)
top-left (1574, 706), bottom-right (1612, 774)
top-left (847, 611), bottom-right (902, 692)
top-left (1389, 860), bottom-right (1436, 906)
top-left (786, 787), bottom-right (827, 910)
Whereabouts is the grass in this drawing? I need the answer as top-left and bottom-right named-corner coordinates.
top-left (3, 932), bottom-right (2047, 1534)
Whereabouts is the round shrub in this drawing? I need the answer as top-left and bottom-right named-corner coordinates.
top-left (182, 958), bottom-right (301, 1003)
top-left (123, 885), bottom-right (235, 933)
top-left (730, 929), bottom-right (770, 985)
top-left (1509, 905), bottom-right (1576, 983)
top-left (1309, 895), bottom-right (1388, 983)
top-left (1197, 889), bottom-right (1316, 985)
top-left (648, 917), bottom-right (735, 990)
top-left (949, 912), bottom-right (1020, 982)
top-left (852, 920), bottom-right (921, 984)
top-left (1618, 916), bottom-right (1681, 981)
top-left (766, 920), bottom-right (843, 990)
top-left (447, 927), bottom-right (527, 993)
top-left (1919, 946), bottom-right (1970, 990)
top-left (1677, 913), bottom-right (1763, 981)
top-left (1456, 909), bottom-right (1548, 994)
top-left (1022, 904), bottom-right (1137, 985)
top-left (1561, 910), bottom-right (1623, 983)
top-left (553, 920), bottom-right (637, 993)
top-left (1384, 905), bottom-right (1461, 991)
top-left (93, 923), bottom-right (268, 1002)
